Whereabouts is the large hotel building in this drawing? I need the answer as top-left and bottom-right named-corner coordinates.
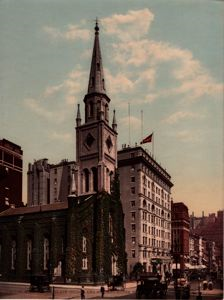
top-left (118, 145), bottom-right (173, 276)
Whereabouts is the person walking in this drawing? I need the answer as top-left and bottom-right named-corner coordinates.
top-left (80, 285), bottom-right (85, 299)
top-left (100, 286), bottom-right (105, 298)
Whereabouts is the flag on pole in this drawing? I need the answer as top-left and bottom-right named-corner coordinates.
top-left (140, 133), bottom-right (153, 144)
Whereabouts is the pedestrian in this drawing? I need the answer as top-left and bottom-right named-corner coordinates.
top-left (80, 285), bottom-right (85, 299)
top-left (100, 286), bottom-right (105, 298)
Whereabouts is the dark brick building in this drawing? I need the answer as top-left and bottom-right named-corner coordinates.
top-left (0, 139), bottom-right (24, 212)
top-left (171, 202), bottom-right (190, 274)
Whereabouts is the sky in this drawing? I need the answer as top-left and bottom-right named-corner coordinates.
top-left (0, 0), bottom-right (223, 216)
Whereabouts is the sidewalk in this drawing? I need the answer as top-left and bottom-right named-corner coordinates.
top-left (0, 281), bottom-right (137, 299)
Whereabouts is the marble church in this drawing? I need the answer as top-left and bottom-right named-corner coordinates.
top-left (0, 22), bottom-right (126, 283)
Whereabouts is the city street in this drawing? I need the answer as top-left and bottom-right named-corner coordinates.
top-left (0, 281), bottom-right (223, 299)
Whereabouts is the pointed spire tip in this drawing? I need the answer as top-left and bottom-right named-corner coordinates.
top-left (95, 18), bottom-right (99, 33)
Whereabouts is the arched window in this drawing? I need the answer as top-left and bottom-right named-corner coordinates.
top-left (91, 167), bottom-right (98, 192)
top-left (83, 169), bottom-right (89, 192)
top-left (97, 101), bottom-right (101, 120)
top-left (109, 214), bottom-right (113, 242)
top-left (82, 257), bottom-right (88, 270)
top-left (11, 240), bottom-right (16, 270)
top-left (109, 171), bottom-right (113, 192)
top-left (82, 236), bottom-right (87, 253)
top-left (105, 104), bottom-right (109, 120)
top-left (89, 101), bottom-right (94, 117)
top-left (26, 239), bottom-right (32, 270)
top-left (43, 237), bottom-right (50, 270)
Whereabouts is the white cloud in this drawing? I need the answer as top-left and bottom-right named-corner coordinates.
top-left (102, 9), bottom-right (154, 41)
top-left (101, 8), bottom-right (222, 104)
top-left (29, 9), bottom-right (222, 126)
top-left (25, 66), bottom-right (88, 121)
top-left (44, 83), bottom-right (64, 97)
top-left (164, 111), bottom-right (205, 124)
top-left (105, 69), bottom-right (135, 94)
top-left (136, 68), bottom-right (156, 87)
top-left (44, 67), bottom-right (87, 105)
top-left (112, 39), bottom-right (150, 66)
top-left (43, 24), bottom-right (90, 41)
top-left (24, 98), bottom-right (65, 122)
top-left (171, 74), bottom-right (223, 101)
top-left (111, 38), bottom-right (222, 102)
top-left (119, 115), bottom-right (141, 128)
top-left (174, 130), bottom-right (201, 143)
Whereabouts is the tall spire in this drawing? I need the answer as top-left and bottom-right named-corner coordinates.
top-left (87, 19), bottom-right (106, 94)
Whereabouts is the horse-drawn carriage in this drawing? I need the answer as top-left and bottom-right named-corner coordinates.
top-left (136, 274), bottom-right (168, 299)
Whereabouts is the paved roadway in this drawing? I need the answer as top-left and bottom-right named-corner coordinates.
top-left (0, 281), bottom-right (223, 299)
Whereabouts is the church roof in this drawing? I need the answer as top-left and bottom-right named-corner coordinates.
top-left (87, 20), bottom-right (106, 94)
top-left (0, 202), bottom-right (68, 217)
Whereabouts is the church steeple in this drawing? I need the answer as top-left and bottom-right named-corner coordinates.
top-left (87, 19), bottom-right (106, 94)
top-left (76, 21), bottom-right (117, 195)
top-left (84, 20), bottom-right (110, 124)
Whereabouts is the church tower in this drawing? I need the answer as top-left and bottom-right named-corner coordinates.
top-left (66, 22), bottom-right (125, 283)
top-left (75, 21), bottom-right (117, 195)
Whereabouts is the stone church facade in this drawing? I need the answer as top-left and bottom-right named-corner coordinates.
top-left (0, 22), bottom-right (126, 284)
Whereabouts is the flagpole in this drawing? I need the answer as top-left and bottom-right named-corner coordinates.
top-left (152, 131), bottom-right (154, 158)
top-left (141, 110), bottom-right (143, 142)
top-left (128, 103), bottom-right (131, 146)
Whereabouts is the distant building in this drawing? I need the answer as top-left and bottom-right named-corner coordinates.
top-left (189, 233), bottom-right (222, 273)
top-left (118, 145), bottom-right (173, 277)
top-left (0, 139), bottom-right (23, 211)
top-left (190, 210), bottom-right (223, 249)
top-left (171, 202), bottom-right (190, 273)
top-left (189, 210), bottom-right (223, 273)
top-left (27, 159), bottom-right (76, 206)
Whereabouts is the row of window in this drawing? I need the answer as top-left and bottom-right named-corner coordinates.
top-left (0, 150), bottom-right (22, 168)
top-left (131, 242), bottom-right (171, 258)
top-left (131, 223), bottom-right (170, 237)
top-left (142, 175), bottom-right (170, 200)
top-left (4, 238), bottom-right (49, 271)
top-left (142, 189), bottom-right (170, 209)
top-left (141, 209), bottom-right (170, 221)
top-left (131, 210), bottom-right (171, 229)
top-left (87, 100), bottom-right (108, 120)
top-left (0, 237), bottom-right (88, 271)
top-left (140, 164), bottom-right (171, 191)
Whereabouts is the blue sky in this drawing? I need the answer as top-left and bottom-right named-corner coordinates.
top-left (0, 0), bottom-right (223, 215)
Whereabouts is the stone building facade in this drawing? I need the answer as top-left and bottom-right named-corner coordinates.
top-left (27, 159), bottom-right (76, 206)
top-left (0, 22), bottom-right (125, 284)
top-left (118, 145), bottom-right (173, 277)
